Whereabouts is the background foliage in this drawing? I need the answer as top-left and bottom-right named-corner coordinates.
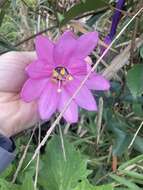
top-left (0, 0), bottom-right (143, 189)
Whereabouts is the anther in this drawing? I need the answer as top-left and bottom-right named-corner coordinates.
top-left (53, 70), bottom-right (58, 78)
top-left (68, 75), bottom-right (73, 81)
top-left (60, 68), bottom-right (65, 75)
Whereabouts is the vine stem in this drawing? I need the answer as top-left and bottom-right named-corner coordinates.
top-left (24, 7), bottom-right (143, 170)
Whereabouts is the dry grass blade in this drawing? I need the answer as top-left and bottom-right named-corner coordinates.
top-left (34, 123), bottom-right (41, 190)
top-left (59, 125), bottom-right (67, 161)
top-left (103, 36), bottom-right (143, 80)
top-left (12, 126), bottom-right (37, 183)
top-left (96, 97), bottom-right (104, 144)
top-left (24, 7), bottom-right (143, 170)
top-left (128, 121), bottom-right (143, 149)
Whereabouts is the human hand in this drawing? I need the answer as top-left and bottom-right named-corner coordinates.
top-left (0, 51), bottom-right (39, 137)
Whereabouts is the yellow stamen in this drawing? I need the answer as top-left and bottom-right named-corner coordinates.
top-left (53, 70), bottom-right (59, 77)
top-left (68, 75), bottom-right (73, 81)
top-left (60, 68), bottom-right (65, 75)
top-left (58, 75), bottom-right (62, 80)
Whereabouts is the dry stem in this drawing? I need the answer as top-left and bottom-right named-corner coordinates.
top-left (12, 126), bottom-right (37, 183)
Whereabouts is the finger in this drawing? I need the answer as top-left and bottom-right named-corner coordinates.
top-left (0, 93), bottom-right (39, 137)
top-left (0, 51), bottom-right (36, 92)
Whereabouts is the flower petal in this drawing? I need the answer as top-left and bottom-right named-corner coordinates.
top-left (68, 58), bottom-right (87, 76)
top-left (39, 82), bottom-right (59, 120)
top-left (74, 32), bottom-right (99, 58)
top-left (86, 73), bottom-right (110, 90)
top-left (26, 60), bottom-right (53, 79)
top-left (58, 89), bottom-right (78, 123)
top-left (35, 35), bottom-right (54, 64)
top-left (54, 31), bottom-right (77, 66)
top-left (66, 80), bottom-right (97, 111)
top-left (21, 78), bottom-right (48, 102)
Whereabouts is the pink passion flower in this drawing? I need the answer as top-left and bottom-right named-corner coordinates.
top-left (21, 31), bottom-right (110, 123)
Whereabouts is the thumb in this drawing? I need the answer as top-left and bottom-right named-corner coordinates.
top-left (0, 51), bottom-right (36, 92)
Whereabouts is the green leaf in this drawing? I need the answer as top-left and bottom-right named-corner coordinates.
top-left (0, 179), bottom-right (20, 190)
top-left (95, 184), bottom-right (113, 190)
top-left (21, 173), bottom-right (34, 190)
top-left (105, 111), bottom-right (131, 156)
top-left (61, 0), bottom-right (108, 25)
top-left (72, 180), bottom-right (95, 190)
top-left (0, 38), bottom-right (16, 51)
top-left (0, 10), bottom-right (5, 27)
top-left (126, 64), bottom-right (143, 98)
top-left (133, 136), bottom-right (143, 153)
top-left (0, 1), bottom-right (10, 27)
top-left (112, 127), bottom-right (130, 156)
top-left (121, 170), bottom-right (143, 180)
top-left (0, 165), bottom-right (13, 179)
top-left (132, 103), bottom-right (143, 116)
top-left (119, 154), bottom-right (143, 170)
top-left (57, 12), bottom-right (65, 23)
top-left (39, 135), bottom-right (90, 190)
top-left (73, 180), bottom-right (113, 190)
top-left (110, 174), bottom-right (141, 190)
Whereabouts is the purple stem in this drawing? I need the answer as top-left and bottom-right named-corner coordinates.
top-left (109, 0), bottom-right (126, 39)
top-left (100, 0), bottom-right (125, 54)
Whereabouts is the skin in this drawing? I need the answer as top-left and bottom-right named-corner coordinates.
top-left (0, 51), bottom-right (39, 137)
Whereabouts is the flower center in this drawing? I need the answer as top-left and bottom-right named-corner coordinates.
top-left (52, 66), bottom-right (73, 93)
